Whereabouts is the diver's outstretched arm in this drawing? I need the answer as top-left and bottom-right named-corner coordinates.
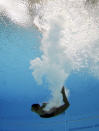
top-left (61, 86), bottom-right (69, 105)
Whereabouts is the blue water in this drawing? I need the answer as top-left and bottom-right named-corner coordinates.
top-left (0, 20), bottom-right (99, 131)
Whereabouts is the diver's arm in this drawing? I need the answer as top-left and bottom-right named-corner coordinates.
top-left (41, 103), bottom-right (47, 109)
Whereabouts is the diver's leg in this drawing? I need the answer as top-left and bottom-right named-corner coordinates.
top-left (61, 86), bottom-right (69, 105)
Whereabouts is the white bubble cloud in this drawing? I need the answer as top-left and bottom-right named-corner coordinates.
top-left (30, 0), bottom-right (99, 109)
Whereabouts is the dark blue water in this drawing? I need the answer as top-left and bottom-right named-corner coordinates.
top-left (0, 20), bottom-right (99, 131)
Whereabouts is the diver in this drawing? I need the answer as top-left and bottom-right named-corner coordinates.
top-left (31, 86), bottom-right (70, 118)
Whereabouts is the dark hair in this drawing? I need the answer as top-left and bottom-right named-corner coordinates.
top-left (32, 104), bottom-right (40, 110)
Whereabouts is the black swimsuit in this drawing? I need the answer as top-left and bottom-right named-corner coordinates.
top-left (40, 112), bottom-right (55, 118)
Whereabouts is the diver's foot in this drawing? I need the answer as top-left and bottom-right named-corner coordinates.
top-left (61, 86), bottom-right (65, 94)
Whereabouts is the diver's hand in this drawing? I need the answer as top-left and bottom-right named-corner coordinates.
top-left (42, 103), bottom-right (47, 106)
top-left (41, 103), bottom-right (47, 109)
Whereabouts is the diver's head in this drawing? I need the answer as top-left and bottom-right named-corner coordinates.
top-left (31, 104), bottom-right (40, 112)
